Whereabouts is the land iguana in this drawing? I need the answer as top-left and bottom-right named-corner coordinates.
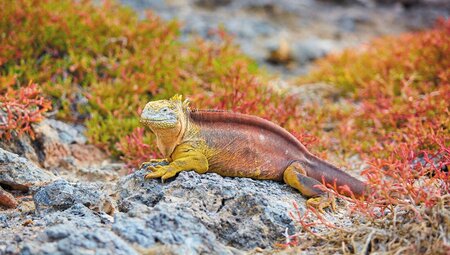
top-left (140, 95), bottom-right (366, 211)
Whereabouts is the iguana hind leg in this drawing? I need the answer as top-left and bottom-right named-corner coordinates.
top-left (283, 161), bottom-right (336, 213)
top-left (144, 143), bottom-right (208, 182)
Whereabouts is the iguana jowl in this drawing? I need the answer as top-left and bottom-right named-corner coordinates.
top-left (140, 95), bottom-right (366, 210)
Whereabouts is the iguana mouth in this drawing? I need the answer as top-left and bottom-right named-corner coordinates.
top-left (149, 119), bottom-right (169, 122)
top-left (140, 118), bottom-right (178, 128)
top-left (141, 119), bottom-right (169, 122)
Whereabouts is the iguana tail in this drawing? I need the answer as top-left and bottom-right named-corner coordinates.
top-left (300, 154), bottom-right (367, 198)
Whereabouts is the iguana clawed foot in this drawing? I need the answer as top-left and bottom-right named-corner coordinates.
top-left (140, 159), bottom-right (168, 170)
top-left (306, 194), bottom-right (336, 213)
top-left (144, 165), bottom-right (183, 182)
top-left (283, 162), bottom-right (337, 213)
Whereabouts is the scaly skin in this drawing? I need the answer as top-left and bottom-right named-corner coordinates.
top-left (140, 95), bottom-right (366, 212)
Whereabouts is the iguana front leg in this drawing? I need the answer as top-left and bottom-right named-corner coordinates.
top-left (144, 143), bottom-right (208, 182)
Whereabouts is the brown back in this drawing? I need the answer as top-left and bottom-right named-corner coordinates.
top-left (189, 109), bottom-right (309, 154)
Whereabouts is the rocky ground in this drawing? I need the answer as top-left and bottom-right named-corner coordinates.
top-left (1, 0), bottom-right (448, 254)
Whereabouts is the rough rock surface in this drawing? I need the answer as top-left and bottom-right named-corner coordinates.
top-left (0, 118), bottom-right (108, 170)
top-left (34, 119), bottom-right (87, 145)
top-left (33, 119), bottom-right (108, 169)
top-left (0, 148), bottom-right (55, 191)
top-left (0, 132), bottom-right (40, 164)
top-left (0, 117), bottom-right (121, 180)
top-left (0, 168), bottom-right (311, 254)
top-left (116, 170), bottom-right (304, 251)
top-left (33, 179), bottom-right (114, 215)
top-left (74, 163), bottom-right (122, 183)
top-left (20, 204), bottom-right (134, 255)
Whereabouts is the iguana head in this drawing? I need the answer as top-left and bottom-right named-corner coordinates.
top-left (140, 94), bottom-right (190, 130)
top-left (140, 95), bottom-right (190, 156)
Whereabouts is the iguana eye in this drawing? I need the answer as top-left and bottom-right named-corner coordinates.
top-left (161, 107), bottom-right (169, 112)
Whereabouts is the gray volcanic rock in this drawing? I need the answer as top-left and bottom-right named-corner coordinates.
top-left (2, 165), bottom-right (309, 254)
top-left (0, 118), bottom-right (85, 163)
top-left (16, 203), bottom-right (123, 254)
top-left (41, 203), bottom-right (106, 228)
top-left (117, 170), bottom-right (305, 250)
top-left (34, 119), bottom-right (87, 145)
top-left (0, 117), bottom-right (107, 176)
top-left (0, 148), bottom-right (55, 191)
top-left (113, 206), bottom-right (236, 254)
top-left (33, 179), bottom-right (114, 214)
top-left (75, 163), bottom-right (122, 183)
top-left (33, 119), bottom-right (107, 169)
top-left (0, 131), bottom-right (41, 164)
top-left (21, 225), bottom-right (138, 255)
top-left (293, 38), bottom-right (336, 64)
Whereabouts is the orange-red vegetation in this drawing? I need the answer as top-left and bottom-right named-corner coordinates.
top-left (0, 82), bottom-right (52, 140)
